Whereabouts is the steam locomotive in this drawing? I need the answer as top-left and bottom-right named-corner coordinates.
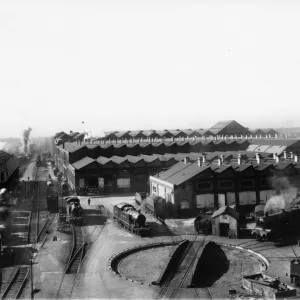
top-left (252, 206), bottom-right (300, 242)
top-left (113, 202), bottom-right (151, 237)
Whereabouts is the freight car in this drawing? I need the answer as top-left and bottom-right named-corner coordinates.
top-left (113, 202), bottom-right (151, 237)
top-left (144, 194), bottom-right (168, 220)
top-left (252, 206), bottom-right (300, 242)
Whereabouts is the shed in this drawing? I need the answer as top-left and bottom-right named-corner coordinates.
top-left (211, 205), bottom-right (239, 238)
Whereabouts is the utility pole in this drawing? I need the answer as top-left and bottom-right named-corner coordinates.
top-left (30, 251), bottom-right (34, 299)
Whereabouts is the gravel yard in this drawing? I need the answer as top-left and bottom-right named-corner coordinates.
top-left (117, 245), bottom-right (173, 283)
top-left (212, 246), bottom-right (267, 287)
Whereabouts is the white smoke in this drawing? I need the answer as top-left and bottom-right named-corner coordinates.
top-left (0, 142), bottom-right (5, 150)
top-left (265, 176), bottom-right (299, 214)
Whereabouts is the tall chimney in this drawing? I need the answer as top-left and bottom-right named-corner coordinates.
top-left (237, 154), bottom-right (241, 165)
top-left (273, 153), bottom-right (276, 159)
top-left (184, 157), bottom-right (187, 164)
top-left (218, 157), bottom-right (222, 166)
top-left (197, 157), bottom-right (201, 167)
top-left (290, 152), bottom-right (294, 159)
top-left (256, 153), bottom-right (260, 164)
top-left (220, 154), bottom-right (224, 164)
top-left (283, 151), bottom-right (287, 159)
top-left (275, 154), bottom-right (279, 164)
top-left (295, 155), bottom-right (299, 163)
top-left (202, 154), bottom-right (206, 164)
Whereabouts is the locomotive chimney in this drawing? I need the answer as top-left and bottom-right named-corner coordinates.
top-left (197, 157), bottom-right (201, 167)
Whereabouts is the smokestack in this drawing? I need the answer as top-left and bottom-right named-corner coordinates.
top-left (218, 157), bottom-right (222, 166)
top-left (220, 154), bottom-right (224, 164)
top-left (283, 151), bottom-right (287, 159)
top-left (202, 154), bottom-right (206, 164)
top-left (275, 154), bottom-right (279, 164)
top-left (273, 153), bottom-right (276, 159)
top-left (295, 155), bottom-right (299, 163)
top-left (197, 157), bottom-right (201, 167)
top-left (290, 152), bottom-right (294, 159)
top-left (256, 153), bottom-right (261, 164)
top-left (237, 154), bottom-right (241, 165)
top-left (184, 157), bottom-right (187, 164)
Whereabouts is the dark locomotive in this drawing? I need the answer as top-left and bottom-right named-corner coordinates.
top-left (252, 205), bottom-right (300, 242)
top-left (113, 202), bottom-right (151, 237)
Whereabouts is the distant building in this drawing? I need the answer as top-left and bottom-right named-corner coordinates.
top-left (209, 120), bottom-right (251, 137)
top-left (0, 150), bottom-right (19, 188)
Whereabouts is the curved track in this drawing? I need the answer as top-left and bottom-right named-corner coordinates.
top-left (0, 266), bottom-right (30, 300)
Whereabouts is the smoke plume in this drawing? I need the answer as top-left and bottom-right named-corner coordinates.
top-left (22, 127), bottom-right (32, 155)
top-left (264, 176), bottom-right (299, 214)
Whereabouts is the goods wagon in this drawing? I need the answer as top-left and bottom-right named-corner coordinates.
top-left (144, 194), bottom-right (168, 220)
top-left (113, 202), bottom-right (151, 237)
top-left (47, 193), bottom-right (59, 213)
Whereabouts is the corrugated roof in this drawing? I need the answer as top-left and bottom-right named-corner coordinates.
top-left (72, 157), bottom-right (95, 170)
top-left (248, 139), bottom-right (299, 147)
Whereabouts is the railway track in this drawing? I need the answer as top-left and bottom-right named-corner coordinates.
top-left (156, 235), bottom-right (208, 300)
top-left (37, 213), bottom-right (56, 243)
top-left (28, 182), bottom-right (39, 243)
top-left (0, 266), bottom-right (30, 300)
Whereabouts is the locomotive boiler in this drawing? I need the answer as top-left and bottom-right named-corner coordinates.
top-left (113, 202), bottom-right (151, 237)
top-left (252, 206), bottom-right (300, 242)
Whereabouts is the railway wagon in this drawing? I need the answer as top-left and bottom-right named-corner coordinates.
top-left (47, 193), bottom-right (59, 213)
top-left (144, 194), bottom-right (168, 220)
top-left (252, 207), bottom-right (300, 242)
top-left (289, 259), bottom-right (300, 285)
top-left (113, 203), bottom-right (151, 237)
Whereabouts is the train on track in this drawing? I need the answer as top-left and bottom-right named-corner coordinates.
top-left (113, 202), bottom-right (152, 237)
top-left (194, 210), bottom-right (213, 234)
top-left (252, 204), bottom-right (300, 242)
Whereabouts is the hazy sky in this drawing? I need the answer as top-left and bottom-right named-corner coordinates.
top-left (1, 0), bottom-right (300, 137)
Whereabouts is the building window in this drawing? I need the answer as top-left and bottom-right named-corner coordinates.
top-left (197, 181), bottom-right (212, 190)
top-left (218, 181), bottom-right (234, 189)
top-left (180, 200), bottom-right (190, 209)
top-left (167, 193), bottom-right (172, 202)
top-left (241, 180), bottom-right (254, 189)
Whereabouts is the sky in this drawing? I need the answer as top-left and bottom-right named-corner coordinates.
top-left (1, 0), bottom-right (300, 138)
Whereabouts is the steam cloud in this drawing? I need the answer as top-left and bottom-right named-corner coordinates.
top-left (264, 176), bottom-right (299, 214)
top-left (22, 127), bottom-right (32, 155)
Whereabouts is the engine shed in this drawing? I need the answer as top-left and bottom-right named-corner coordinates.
top-left (211, 206), bottom-right (239, 238)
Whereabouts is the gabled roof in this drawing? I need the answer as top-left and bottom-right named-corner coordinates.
top-left (209, 120), bottom-right (250, 135)
top-left (111, 156), bottom-right (128, 164)
top-left (72, 157), bottom-right (95, 170)
top-left (139, 154), bottom-right (160, 163)
top-left (96, 157), bottom-right (112, 165)
top-left (273, 162), bottom-right (295, 170)
top-left (211, 206), bottom-right (239, 220)
top-left (126, 155), bottom-right (144, 164)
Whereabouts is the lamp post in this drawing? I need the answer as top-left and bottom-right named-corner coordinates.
top-left (30, 251), bottom-right (34, 300)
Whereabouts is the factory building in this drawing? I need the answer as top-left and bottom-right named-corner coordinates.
top-left (149, 152), bottom-right (300, 217)
top-left (0, 151), bottom-right (19, 189)
top-left (209, 120), bottom-right (251, 137)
